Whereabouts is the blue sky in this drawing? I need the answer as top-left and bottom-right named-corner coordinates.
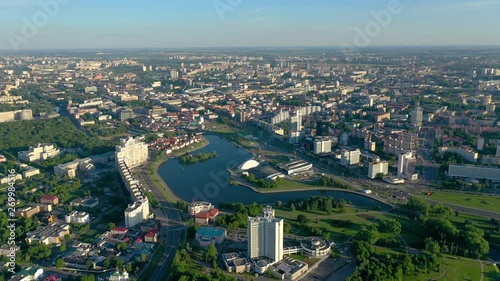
top-left (1, 0), bottom-right (499, 50)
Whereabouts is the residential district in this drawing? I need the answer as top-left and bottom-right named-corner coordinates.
top-left (0, 48), bottom-right (499, 281)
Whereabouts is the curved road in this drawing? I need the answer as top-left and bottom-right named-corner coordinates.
top-left (135, 155), bottom-right (186, 281)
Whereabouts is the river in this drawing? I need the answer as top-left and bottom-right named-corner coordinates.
top-left (158, 135), bottom-right (390, 210)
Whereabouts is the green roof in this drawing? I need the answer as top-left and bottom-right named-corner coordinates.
top-left (196, 227), bottom-right (225, 238)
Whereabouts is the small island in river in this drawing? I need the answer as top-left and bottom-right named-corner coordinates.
top-left (179, 151), bottom-right (218, 164)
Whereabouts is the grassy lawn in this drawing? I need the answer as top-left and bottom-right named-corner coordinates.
top-left (257, 179), bottom-right (318, 193)
top-left (421, 192), bottom-right (500, 213)
top-left (288, 254), bottom-right (321, 267)
top-left (373, 246), bottom-right (402, 255)
top-left (448, 213), bottom-right (500, 245)
top-left (266, 155), bottom-right (290, 165)
top-left (403, 255), bottom-right (482, 281)
top-left (484, 263), bottom-right (500, 281)
top-left (81, 229), bottom-right (97, 240)
top-left (275, 206), bottom-right (359, 221)
top-left (385, 213), bottom-right (426, 248)
top-left (275, 207), bottom-right (384, 242)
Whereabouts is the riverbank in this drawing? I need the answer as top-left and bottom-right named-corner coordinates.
top-left (228, 169), bottom-right (394, 208)
top-left (149, 137), bottom-right (210, 203)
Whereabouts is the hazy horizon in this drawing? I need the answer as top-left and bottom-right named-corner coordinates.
top-left (2, 0), bottom-right (500, 51)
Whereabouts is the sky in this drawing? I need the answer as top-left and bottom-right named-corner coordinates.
top-left (1, 0), bottom-right (499, 50)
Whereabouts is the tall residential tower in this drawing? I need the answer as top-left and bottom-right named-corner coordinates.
top-left (247, 206), bottom-right (284, 262)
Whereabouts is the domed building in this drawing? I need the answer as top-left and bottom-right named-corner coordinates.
top-left (300, 237), bottom-right (333, 258)
top-left (237, 159), bottom-right (260, 171)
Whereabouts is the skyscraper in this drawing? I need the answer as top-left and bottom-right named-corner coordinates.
top-left (289, 111), bottom-right (304, 144)
top-left (247, 206), bottom-right (284, 262)
top-left (411, 104), bottom-right (423, 130)
top-left (397, 151), bottom-right (417, 179)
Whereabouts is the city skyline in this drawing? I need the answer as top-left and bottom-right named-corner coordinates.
top-left (2, 0), bottom-right (500, 51)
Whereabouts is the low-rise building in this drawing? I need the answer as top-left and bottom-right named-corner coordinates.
top-left (25, 224), bottom-right (70, 245)
top-left (194, 208), bottom-right (219, 224)
top-left (0, 244), bottom-right (20, 256)
top-left (40, 195), bottom-right (59, 205)
top-left (22, 167), bottom-right (40, 178)
top-left (144, 229), bottom-right (159, 243)
top-left (0, 173), bottom-right (22, 184)
top-left (18, 143), bottom-right (60, 162)
top-left (10, 266), bottom-right (43, 281)
top-left (70, 197), bottom-right (99, 208)
top-left (109, 268), bottom-right (130, 281)
top-left (111, 227), bottom-right (128, 235)
top-left (222, 252), bottom-right (252, 273)
top-left (195, 227), bottom-right (226, 247)
top-left (65, 211), bottom-right (90, 224)
top-left (16, 205), bottom-right (41, 218)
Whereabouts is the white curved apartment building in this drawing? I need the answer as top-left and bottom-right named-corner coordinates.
top-left (116, 137), bottom-right (150, 228)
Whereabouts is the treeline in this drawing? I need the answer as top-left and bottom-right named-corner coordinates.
top-left (170, 243), bottom-right (238, 281)
top-left (87, 124), bottom-right (127, 137)
top-left (243, 173), bottom-right (279, 189)
top-left (347, 240), bottom-right (440, 281)
top-left (405, 197), bottom-right (489, 258)
top-left (0, 117), bottom-right (115, 156)
top-left (216, 202), bottom-right (263, 228)
top-left (179, 151), bottom-right (217, 164)
top-left (29, 153), bottom-right (79, 170)
top-left (317, 176), bottom-right (350, 189)
top-left (288, 196), bottom-right (347, 214)
top-left (16, 176), bottom-right (82, 204)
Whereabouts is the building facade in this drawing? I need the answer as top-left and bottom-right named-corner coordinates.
top-left (115, 137), bottom-right (149, 168)
top-left (247, 206), bottom-right (284, 262)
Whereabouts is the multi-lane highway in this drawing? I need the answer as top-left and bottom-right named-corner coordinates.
top-left (135, 156), bottom-right (186, 281)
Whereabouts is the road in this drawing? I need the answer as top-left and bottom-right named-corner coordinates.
top-left (425, 198), bottom-right (500, 220)
top-left (135, 156), bottom-right (186, 281)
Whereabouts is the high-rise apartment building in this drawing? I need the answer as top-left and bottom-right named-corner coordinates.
top-left (368, 161), bottom-right (389, 179)
top-left (397, 151), bottom-right (418, 180)
top-left (115, 137), bottom-right (149, 168)
top-left (289, 111), bottom-right (304, 144)
top-left (340, 149), bottom-right (360, 166)
top-left (247, 206), bottom-right (284, 262)
top-left (411, 105), bottom-right (423, 130)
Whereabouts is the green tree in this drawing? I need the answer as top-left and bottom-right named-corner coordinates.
top-left (80, 274), bottom-right (95, 281)
top-left (297, 214), bottom-right (309, 226)
top-left (116, 242), bottom-right (127, 252)
top-left (86, 260), bottom-right (94, 270)
top-left (112, 257), bottom-right (124, 269)
top-left (424, 237), bottom-right (440, 255)
top-left (357, 226), bottom-right (380, 244)
top-left (283, 222), bottom-right (292, 234)
top-left (107, 222), bottom-right (116, 230)
top-left (204, 244), bottom-right (218, 263)
top-left (55, 258), bottom-right (65, 268)
top-left (378, 218), bottom-right (402, 234)
top-left (59, 243), bottom-right (66, 252)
